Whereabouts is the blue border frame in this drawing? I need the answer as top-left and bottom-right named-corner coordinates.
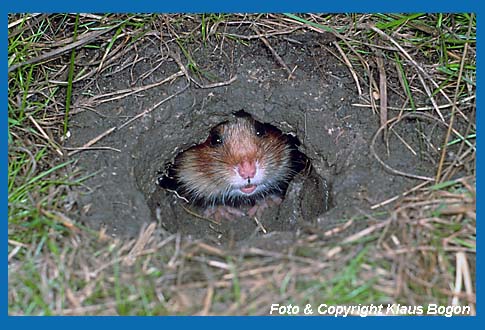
top-left (4, 0), bottom-right (480, 327)
top-left (3, 1), bottom-right (481, 13)
top-left (3, 8), bottom-right (8, 322)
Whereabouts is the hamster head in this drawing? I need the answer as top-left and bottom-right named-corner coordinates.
top-left (173, 114), bottom-right (296, 207)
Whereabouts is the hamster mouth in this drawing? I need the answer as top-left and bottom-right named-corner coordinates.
top-left (240, 184), bottom-right (257, 194)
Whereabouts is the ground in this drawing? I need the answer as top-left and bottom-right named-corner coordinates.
top-left (70, 29), bottom-right (444, 245)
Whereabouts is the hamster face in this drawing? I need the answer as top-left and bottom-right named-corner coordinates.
top-left (173, 115), bottom-right (295, 207)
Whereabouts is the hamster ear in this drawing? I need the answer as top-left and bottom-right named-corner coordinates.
top-left (233, 109), bottom-right (252, 118)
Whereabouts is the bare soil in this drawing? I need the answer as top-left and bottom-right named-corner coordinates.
top-left (69, 30), bottom-right (450, 246)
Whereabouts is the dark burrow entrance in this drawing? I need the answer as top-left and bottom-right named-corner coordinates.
top-left (140, 111), bottom-right (331, 243)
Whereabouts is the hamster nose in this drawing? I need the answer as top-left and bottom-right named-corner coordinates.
top-left (237, 160), bottom-right (256, 179)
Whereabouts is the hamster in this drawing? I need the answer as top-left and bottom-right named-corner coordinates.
top-left (159, 111), bottom-right (307, 220)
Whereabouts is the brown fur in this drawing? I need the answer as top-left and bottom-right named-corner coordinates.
top-left (170, 115), bottom-right (300, 207)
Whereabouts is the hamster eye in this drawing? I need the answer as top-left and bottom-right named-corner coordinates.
top-left (254, 122), bottom-right (267, 137)
top-left (209, 131), bottom-right (223, 146)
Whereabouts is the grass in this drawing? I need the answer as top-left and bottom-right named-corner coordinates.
top-left (63, 14), bottom-right (79, 136)
top-left (296, 247), bottom-right (386, 307)
top-left (8, 14), bottom-right (476, 315)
